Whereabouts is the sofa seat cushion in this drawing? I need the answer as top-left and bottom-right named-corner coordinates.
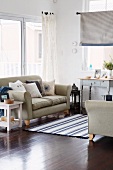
top-left (43, 95), bottom-right (67, 106)
top-left (32, 98), bottom-right (52, 110)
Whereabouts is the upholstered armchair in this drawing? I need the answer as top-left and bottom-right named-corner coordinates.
top-left (85, 100), bottom-right (113, 140)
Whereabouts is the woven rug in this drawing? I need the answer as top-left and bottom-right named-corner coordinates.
top-left (26, 114), bottom-right (89, 139)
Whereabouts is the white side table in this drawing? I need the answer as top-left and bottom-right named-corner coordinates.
top-left (0, 101), bottom-right (23, 131)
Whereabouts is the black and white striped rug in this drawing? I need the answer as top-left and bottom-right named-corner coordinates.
top-left (27, 114), bottom-right (89, 139)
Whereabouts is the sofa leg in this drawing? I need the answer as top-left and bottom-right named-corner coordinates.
top-left (89, 134), bottom-right (95, 141)
top-left (24, 120), bottom-right (30, 126)
top-left (64, 110), bottom-right (70, 116)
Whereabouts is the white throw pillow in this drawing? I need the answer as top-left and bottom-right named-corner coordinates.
top-left (23, 83), bottom-right (42, 98)
top-left (9, 80), bottom-right (26, 92)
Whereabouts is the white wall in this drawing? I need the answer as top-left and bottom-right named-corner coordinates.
top-left (56, 0), bottom-right (113, 102)
top-left (0, 0), bottom-right (111, 101)
top-left (56, 0), bottom-right (83, 87)
top-left (0, 0), bottom-right (55, 16)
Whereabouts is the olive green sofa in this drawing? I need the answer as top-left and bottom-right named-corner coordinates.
top-left (0, 75), bottom-right (71, 125)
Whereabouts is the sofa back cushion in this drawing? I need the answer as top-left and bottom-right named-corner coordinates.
top-left (0, 75), bottom-right (42, 87)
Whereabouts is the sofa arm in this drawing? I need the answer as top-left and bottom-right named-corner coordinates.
top-left (8, 90), bottom-right (26, 102)
top-left (55, 84), bottom-right (71, 108)
top-left (8, 90), bottom-right (33, 120)
top-left (85, 100), bottom-right (113, 137)
top-left (55, 84), bottom-right (71, 96)
top-left (85, 100), bottom-right (113, 115)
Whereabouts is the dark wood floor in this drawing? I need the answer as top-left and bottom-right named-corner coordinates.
top-left (0, 112), bottom-right (113, 170)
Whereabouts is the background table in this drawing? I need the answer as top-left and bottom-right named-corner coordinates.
top-left (80, 78), bottom-right (113, 109)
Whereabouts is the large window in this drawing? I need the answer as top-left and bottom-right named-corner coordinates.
top-left (26, 21), bottom-right (42, 75)
top-left (0, 19), bottom-right (21, 77)
top-left (0, 14), bottom-right (42, 77)
top-left (83, 0), bottom-right (113, 71)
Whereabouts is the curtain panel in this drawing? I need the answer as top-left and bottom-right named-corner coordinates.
top-left (80, 11), bottom-right (113, 46)
top-left (42, 12), bottom-right (58, 81)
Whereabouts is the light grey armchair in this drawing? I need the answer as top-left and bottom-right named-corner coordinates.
top-left (85, 100), bottom-right (113, 140)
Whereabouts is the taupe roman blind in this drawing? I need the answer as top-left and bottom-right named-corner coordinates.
top-left (80, 10), bottom-right (113, 46)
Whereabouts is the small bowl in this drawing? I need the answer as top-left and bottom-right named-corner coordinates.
top-left (86, 76), bottom-right (91, 79)
top-left (4, 99), bottom-right (14, 104)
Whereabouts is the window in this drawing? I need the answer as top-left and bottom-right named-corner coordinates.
top-left (0, 14), bottom-right (42, 77)
top-left (0, 19), bottom-right (21, 77)
top-left (25, 21), bottom-right (42, 75)
top-left (83, 0), bottom-right (113, 71)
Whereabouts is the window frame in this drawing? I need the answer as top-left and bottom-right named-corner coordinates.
top-left (82, 0), bottom-right (113, 71)
top-left (0, 12), bottom-right (42, 77)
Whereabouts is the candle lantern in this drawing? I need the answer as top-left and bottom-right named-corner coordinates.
top-left (70, 84), bottom-right (80, 113)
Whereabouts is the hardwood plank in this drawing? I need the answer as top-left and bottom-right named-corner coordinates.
top-left (0, 113), bottom-right (113, 170)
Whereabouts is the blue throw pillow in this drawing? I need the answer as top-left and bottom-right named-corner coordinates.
top-left (0, 86), bottom-right (12, 93)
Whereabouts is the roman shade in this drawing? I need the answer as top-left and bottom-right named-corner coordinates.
top-left (80, 10), bottom-right (113, 46)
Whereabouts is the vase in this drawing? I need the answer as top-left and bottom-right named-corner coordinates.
top-left (108, 70), bottom-right (112, 78)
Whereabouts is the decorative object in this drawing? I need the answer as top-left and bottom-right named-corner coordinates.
top-left (85, 76), bottom-right (91, 79)
top-left (23, 83), bottom-right (42, 98)
top-left (72, 41), bottom-right (77, 46)
top-left (26, 80), bottom-right (43, 94)
top-left (4, 99), bottom-right (14, 104)
top-left (101, 71), bottom-right (107, 78)
top-left (103, 56), bottom-right (113, 78)
top-left (0, 93), bottom-right (9, 102)
top-left (9, 80), bottom-right (26, 92)
top-left (94, 69), bottom-right (101, 78)
top-left (72, 83), bottom-right (78, 91)
top-left (72, 48), bottom-right (77, 54)
top-left (26, 114), bottom-right (88, 139)
top-left (70, 84), bottom-right (80, 113)
top-left (43, 80), bottom-right (55, 96)
top-left (108, 70), bottom-right (112, 78)
top-left (103, 59), bottom-right (113, 70)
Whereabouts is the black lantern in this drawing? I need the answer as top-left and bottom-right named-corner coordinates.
top-left (70, 84), bottom-right (80, 113)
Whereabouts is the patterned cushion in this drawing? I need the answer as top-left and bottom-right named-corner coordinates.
top-left (32, 98), bottom-right (52, 110)
top-left (43, 80), bottom-right (55, 96)
top-left (9, 80), bottom-right (26, 92)
top-left (23, 83), bottom-right (42, 98)
top-left (26, 80), bottom-right (42, 94)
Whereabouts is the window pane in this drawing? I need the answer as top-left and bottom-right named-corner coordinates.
top-left (107, 0), bottom-right (113, 10)
top-left (83, 0), bottom-right (113, 71)
top-left (89, 0), bottom-right (106, 11)
top-left (0, 19), bottom-right (21, 77)
top-left (88, 46), bottom-right (113, 70)
top-left (26, 22), bottom-right (42, 75)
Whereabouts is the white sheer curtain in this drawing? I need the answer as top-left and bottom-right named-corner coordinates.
top-left (42, 12), bottom-right (58, 81)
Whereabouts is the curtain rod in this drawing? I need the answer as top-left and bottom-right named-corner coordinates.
top-left (42, 11), bottom-right (54, 15)
top-left (76, 12), bottom-right (81, 15)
